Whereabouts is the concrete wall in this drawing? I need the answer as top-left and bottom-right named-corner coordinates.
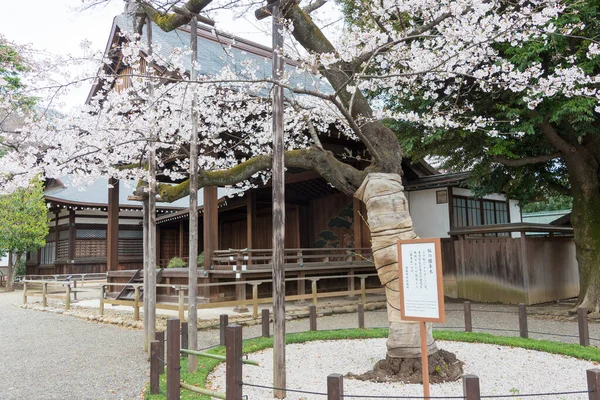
top-left (407, 188), bottom-right (450, 238)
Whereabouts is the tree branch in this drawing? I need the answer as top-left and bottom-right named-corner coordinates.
top-left (138, 0), bottom-right (213, 31)
top-left (492, 152), bottom-right (562, 167)
top-left (538, 116), bottom-right (575, 155)
top-left (153, 146), bottom-right (366, 202)
top-left (302, 0), bottom-right (327, 14)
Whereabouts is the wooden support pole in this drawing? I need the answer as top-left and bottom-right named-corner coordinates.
top-left (73, 280), bottom-right (77, 301)
top-left (178, 289), bottom-right (185, 322)
top-left (181, 321), bottom-right (189, 354)
top-left (419, 321), bottom-right (430, 399)
top-left (107, 177), bottom-right (119, 272)
top-left (166, 319), bottom-right (180, 400)
top-left (225, 324), bottom-right (243, 400)
top-left (65, 284), bottom-right (71, 311)
top-left (155, 331), bottom-right (165, 374)
top-left (357, 303), bottom-right (365, 329)
top-left (246, 191), bottom-right (255, 253)
top-left (464, 301), bottom-right (472, 332)
top-left (360, 277), bottom-right (366, 305)
top-left (309, 305), bottom-right (317, 331)
top-left (42, 282), bottom-right (47, 307)
top-left (143, 200), bottom-right (149, 352)
top-left (68, 209), bottom-right (76, 265)
top-left (203, 186), bottom-right (218, 269)
top-left (22, 282), bottom-right (27, 304)
top-left (134, 286), bottom-right (140, 321)
top-left (518, 303), bottom-right (528, 338)
top-left (262, 309), bottom-right (270, 337)
top-left (99, 285), bottom-right (105, 316)
top-left (579, 307), bottom-right (590, 347)
top-left (588, 369), bottom-right (600, 400)
top-left (463, 374), bottom-right (481, 400)
top-left (252, 284), bottom-right (259, 318)
top-left (311, 280), bottom-right (318, 306)
top-left (150, 340), bottom-right (160, 394)
top-left (327, 374), bottom-right (343, 400)
top-left (347, 268), bottom-right (355, 298)
top-left (220, 314), bottom-right (229, 346)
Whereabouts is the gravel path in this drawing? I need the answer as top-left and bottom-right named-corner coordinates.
top-left (208, 339), bottom-right (597, 399)
top-left (0, 290), bottom-right (148, 400)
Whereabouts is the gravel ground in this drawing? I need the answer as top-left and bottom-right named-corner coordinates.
top-left (0, 290), bottom-right (148, 400)
top-left (207, 339), bottom-right (597, 399)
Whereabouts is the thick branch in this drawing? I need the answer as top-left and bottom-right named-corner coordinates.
top-left (303, 0), bottom-right (327, 14)
top-left (154, 147), bottom-right (365, 202)
top-left (538, 117), bottom-right (574, 155)
top-left (492, 152), bottom-right (561, 167)
top-left (139, 0), bottom-right (212, 31)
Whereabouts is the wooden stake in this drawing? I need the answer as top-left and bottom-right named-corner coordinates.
top-left (143, 200), bottom-right (149, 352)
top-left (579, 307), bottom-right (590, 346)
top-left (225, 324), bottom-right (243, 400)
top-left (518, 303), bottom-right (528, 339)
top-left (464, 301), bottom-right (472, 332)
top-left (262, 309), bottom-right (270, 337)
top-left (188, 13), bottom-right (199, 374)
top-left (220, 314), bottom-right (229, 346)
top-left (309, 305), bottom-right (317, 331)
top-left (150, 340), bottom-right (160, 394)
top-left (357, 303), bottom-right (365, 329)
top-left (419, 321), bottom-right (430, 399)
top-left (155, 331), bottom-right (165, 374)
top-left (166, 319), bottom-right (180, 400)
top-left (271, 2), bottom-right (286, 398)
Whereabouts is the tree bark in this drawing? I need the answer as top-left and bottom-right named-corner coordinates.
top-left (5, 252), bottom-right (20, 292)
top-left (355, 174), bottom-right (437, 358)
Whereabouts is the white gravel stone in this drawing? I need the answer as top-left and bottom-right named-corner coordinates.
top-left (207, 339), bottom-right (596, 399)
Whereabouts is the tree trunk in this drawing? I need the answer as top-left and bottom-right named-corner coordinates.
top-left (355, 173), bottom-right (437, 358)
top-left (5, 252), bottom-right (21, 292)
top-left (569, 158), bottom-right (600, 312)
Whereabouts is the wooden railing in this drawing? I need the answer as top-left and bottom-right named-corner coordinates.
top-left (211, 247), bottom-right (374, 272)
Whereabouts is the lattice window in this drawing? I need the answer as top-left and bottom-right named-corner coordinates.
top-left (75, 240), bottom-right (107, 258)
top-left (57, 240), bottom-right (69, 260)
top-left (59, 230), bottom-right (69, 240)
top-left (119, 229), bottom-right (143, 239)
top-left (119, 239), bottom-right (143, 257)
top-left (77, 229), bottom-right (106, 239)
top-left (40, 242), bottom-right (56, 265)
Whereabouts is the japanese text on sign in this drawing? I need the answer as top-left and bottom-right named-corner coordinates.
top-left (400, 242), bottom-right (440, 320)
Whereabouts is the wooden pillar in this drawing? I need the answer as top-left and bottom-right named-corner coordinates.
top-left (156, 226), bottom-right (161, 268)
top-left (107, 177), bottom-right (119, 272)
top-left (203, 186), bottom-right (218, 269)
top-left (54, 210), bottom-right (60, 265)
top-left (353, 198), bottom-right (363, 249)
top-left (179, 219), bottom-right (184, 258)
top-left (519, 232), bottom-right (530, 304)
top-left (68, 209), bottom-right (76, 264)
top-left (246, 191), bottom-right (255, 252)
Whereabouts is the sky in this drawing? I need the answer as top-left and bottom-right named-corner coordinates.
top-left (0, 0), bottom-right (274, 106)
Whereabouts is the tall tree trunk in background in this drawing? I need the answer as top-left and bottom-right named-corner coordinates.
top-left (5, 252), bottom-right (20, 292)
top-left (568, 153), bottom-right (600, 312)
top-left (355, 174), bottom-right (437, 358)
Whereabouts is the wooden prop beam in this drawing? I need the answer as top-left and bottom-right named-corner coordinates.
top-left (107, 178), bottom-right (119, 271)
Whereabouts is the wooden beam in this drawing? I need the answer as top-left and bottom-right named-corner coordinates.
top-left (68, 209), bottom-right (76, 264)
top-left (179, 220), bottom-right (184, 258)
top-left (107, 178), bottom-right (120, 271)
top-left (203, 186), bottom-right (218, 268)
top-left (54, 211), bottom-right (60, 264)
top-left (246, 191), bottom-right (256, 250)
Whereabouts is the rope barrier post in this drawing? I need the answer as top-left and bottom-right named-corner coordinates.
top-left (463, 374), bottom-right (481, 400)
top-left (178, 288), bottom-right (185, 322)
top-left (262, 309), bottom-right (270, 338)
top-left (225, 324), bottom-right (243, 400)
top-left (358, 303), bottom-right (365, 329)
top-left (181, 321), bottom-right (189, 356)
top-left (166, 318), bottom-right (180, 400)
top-left (588, 368), bottom-right (600, 400)
top-left (327, 373), bottom-right (343, 400)
top-left (518, 303), bottom-right (528, 338)
top-left (220, 314), bottom-right (229, 346)
top-left (155, 331), bottom-right (165, 374)
top-left (42, 282), bottom-right (47, 307)
top-left (65, 284), bottom-right (71, 311)
top-left (360, 277), bottom-right (366, 305)
top-left (134, 286), bottom-right (140, 321)
top-left (311, 279), bottom-right (318, 306)
top-left (464, 301), bottom-right (472, 332)
top-left (73, 280), bottom-right (77, 301)
top-left (309, 305), bottom-right (317, 331)
top-left (150, 340), bottom-right (160, 394)
top-left (23, 282), bottom-right (27, 304)
top-left (99, 285), bottom-right (105, 316)
top-left (579, 307), bottom-right (590, 347)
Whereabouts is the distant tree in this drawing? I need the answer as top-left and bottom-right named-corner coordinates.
top-left (0, 179), bottom-right (48, 291)
top-left (522, 195), bottom-right (573, 213)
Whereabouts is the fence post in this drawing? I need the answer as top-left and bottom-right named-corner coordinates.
top-left (327, 373), bottom-right (343, 400)
top-left (463, 374), bottom-right (481, 400)
top-left (134, 286), bottom-right (140, 321)
top-left (252, 284), bottom-right (259, 319)
top-left (518, 303), bottom-right (528, 338)
top-left (464, 301), bottom-right (472, 332)
top-left (178, 289), bottom-right (185, 322)
top-left (360, 277), bottom-right (366, 305)
top-left (23, 282), bottom-right (27, 304)
top-left (358, 303), bottom-right (365, 329)
top-left (155, 331), bottom-right (165, 374)
top-left (73, 280), bottom-right (77, 301)
top-left (65, 284), bottom-right (71, 311)
top-left (587, 368), bottom-right (600, 400)
top-left (181, 321), bottom-right (188, 354)
top-left (225, 324), bottom-right (243, 400)
top-left (42, 282), bottom-right (47, 307)
top-left (262, 309), bottom-right (270, 337)
top-left (99, 285), bottom-right (105, 316)
top-left (220, 314), bottom-right (229, 346)
top-left (311, 279), bottom-right (318, 306)
top-left (579, 307), bottom-right (590, 347)
top-left (309, 305), bottom-right (317, 331)
top-left (150, 340), bottom-right (160, 394)
top-left (166, 319), bottom-right (180, 400)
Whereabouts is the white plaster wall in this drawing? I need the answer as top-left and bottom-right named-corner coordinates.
top-left (407, 188), bottom-right (451, 238)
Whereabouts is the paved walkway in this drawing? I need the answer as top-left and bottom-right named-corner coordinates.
top-left (0, 290), bottom-right (148, 400)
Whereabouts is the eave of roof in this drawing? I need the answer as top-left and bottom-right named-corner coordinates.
top-left (405, 171), bottom-right (470, 191)
top-left (448, 222), bottom-right (573, 236)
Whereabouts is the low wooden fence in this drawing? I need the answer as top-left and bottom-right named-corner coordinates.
top-left (151, 313), bottom-right (600, 400)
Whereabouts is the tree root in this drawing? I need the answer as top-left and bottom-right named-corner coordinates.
top-left (346, 349), bottom-right (464, 384)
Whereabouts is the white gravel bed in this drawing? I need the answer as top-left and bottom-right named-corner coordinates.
top-left (207, 339), bottom-right (596, 399)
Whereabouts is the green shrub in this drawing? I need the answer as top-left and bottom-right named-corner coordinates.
top-left (197, 252), bottom-right (204, 267)
top-left (167, 257), bottom-right (187, 268)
